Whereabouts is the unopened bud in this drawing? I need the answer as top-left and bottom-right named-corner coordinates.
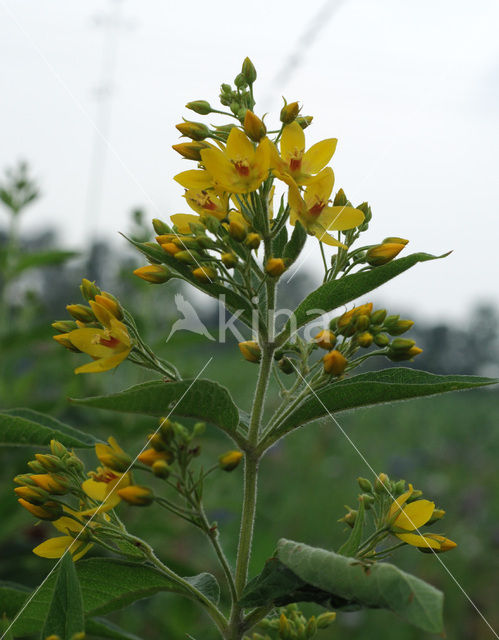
top-left (148, 433), bottom-right (167, 451)
top-left (355, 314), bottom-right (370, 331)
top-left (221, 252), bottom-right (238, 268)
top-left (393, 479), bottom-right (406, 495)
top-left (241, 57), bottom-right (257, 84)
top-left (14, 485), bottom-right (48, 504)
top-left (35, 453), bottom-right (65, 472)
top-left (172, 141), bottom-right (211, 161)
top-left (138, 448), bottom-right (173, 467)
top-left (323, 350), bottom-right (348, 376)
top-left (374, 473), bottom-right (390, 493)
top-left (229, 219), bottom-right (247, 241)
top-left (333, 188), bottom-right (347, 207)
top-left (18, 498), bottom-right (63, 521)
top-left (358, 477), bottom-right (373, 493)
top-left (192, 266), bottom-right (217, 282)
top-left (373, 333), bottom-right (390, 347)
top-left (280, 100), bottom-right (300, 124)
top-left (305, 616), bottom-right (317, 638)
top-left (176, 120), bottom-right (211, 141)
top-left (386, 319), bottom-right (414, 336)
top-left (427, 508), bottom-right (446, 525)
top-left (278, 357), bottom-right (295, 375)
top-left (80, 278), bottom-right (101, 301)
top-left (134, 264), bottom-right (171, 284)
top-left (152, 460), bottom-right (171, 479)
top-left (314, 329), bottom-right (336, 350)
top-left (265, 257), bottom-right (286, 277)
top-left (152, 218), bottom-right (172, 235)
top-left (339, 508), bottom-right (357, 528)
top-left (239, 340), bottom-right (261, 363)
top-left (95, 438), bottom-right (132, 473)
top-left (50, 440), bottom-right (68, 458)
top-left (316, 612), bottom-right (336, 629)
top-left (185, 100), bottom-right (213, 115)
top-left (51, 320), bottom-right (78, 333)
top-left (356, 331), bottom-right (373, 348)
top-left (193, 422), bottom-right (206, 437)
top-left (279, 613), bottom-right (292, 639)
top-left (95, 293), bottom-right (123, 319)
top-left (161, 241), bottom-right (182, 256)
top-left (244, 111), bottom-right (266, 142)
top-left (296, 115), bottom-right (313, 129)
top-left (383, 236), bottom-right (409, 245)
top-left (174, 249), bottom-right (203, 264)
top-left (219, 450), bottom-right (243, 471)
top-left (370, 309), bottom-right (387, 325)
top-left (117, 485), bottom-right (154, 506)
top-left (66, 304), bottom-right (96, 323)
top-left (30, 474), bottom-right (69, 495)
top-left (366, 242), bottom-right (406, 266)
top-left (390, 338), bottom-right (416, 352)
top-left (53, 334), bottom-right (80, 352)
top-left (245, 232), bottom-right (261, 250)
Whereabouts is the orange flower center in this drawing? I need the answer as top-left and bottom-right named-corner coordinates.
top-left (197, 191), bottom-right (217, 210)
top-left (289, 152), bottom-right (302, 173)
top-left (308, 200), bottom-right (325, 218)
top-left (99, 336), bottom-right (120, 348)
top-left (233, 160), bottom-right (250, 177)
top-left (93, 469), bottom-right (119, 483)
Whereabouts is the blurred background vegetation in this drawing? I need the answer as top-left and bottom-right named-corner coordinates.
top-left (1, 163), bottom-right (498, 639)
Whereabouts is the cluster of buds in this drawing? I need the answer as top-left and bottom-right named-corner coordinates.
top-left (246, 605), bottom-right (336, 640)
top-left (279, 99), bottom-right (312, 130)
top-left (14, 440), bottom-right (85, 521)
top-left (338, 473), bottom-right (455, 556)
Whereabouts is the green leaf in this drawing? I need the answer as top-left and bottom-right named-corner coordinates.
top-left (242, 539), bottom-right (444, 633)
top-left (7, 559), bottom-right (219, 636)
top-left (277, 252), bottom-right (449, 341)
top-left (272, 224), bottom-right (288, 257)
top-left (273, 368), bottom-right (499, 439)
top-left (15, 250), bottom-right (78, 274)
top-left (337, 497), bottom-right (365, 557)
top-left (126, 236), bottom-right (256, 329)
top-left (85, 618), bottom-right (143, 640)
top-left (71, 379), bottom-right (240, 436)
top-left (282, 221), bottom-right (307, 267)
top-left (42, 552), bottom-right (85, 640)
top-left (0, 409), bottom-right (99, 448)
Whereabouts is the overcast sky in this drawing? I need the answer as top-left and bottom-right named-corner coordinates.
top-left (1, 0), bottom-right (498, 321)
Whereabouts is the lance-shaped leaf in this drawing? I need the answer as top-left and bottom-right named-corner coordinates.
top-left (241, 539), bottom-right (444, 633)
top-left (126, 235), bottom-right (256, 329)
top-left (42, 552), bottom-right (85, 640)
top-left (282, 221), bottom-right (307, 266)
top-left (277, 252), bottom-right (449, 342)
top-left (337, 497), bottom-right (365, 557)
top-left (5, 559), bottom-right (219, 636)
top-left (0, 409), bottom-right (98, 448)
top-left (270, 368), bottom-right (499, 441)
top-left (71, 379), bottom-right (239, 437)
top-left (85, 617), bottom-right (143, 640)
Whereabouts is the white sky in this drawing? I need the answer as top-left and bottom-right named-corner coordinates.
top-left (1, 0), bottom-right (498, 321)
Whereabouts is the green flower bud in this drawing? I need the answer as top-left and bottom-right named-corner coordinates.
top-left (370, 309), bottom-right (387, 325)
top-left (241, 57), bottom-right (257, 84)
top-left (373, 332), bottom-right (390, 347)
top-left (358, 477), bottom-right (373, 493)
top-left (185, 100), bottom-right (213, 115)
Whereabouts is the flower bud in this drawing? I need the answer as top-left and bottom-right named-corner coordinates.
top-left (159, 418), bottom-right (175, 441)
top-left (243, 111), bottom-right (266, 142)
top-left (234, 73), bottom-right (247, 90)
top-left (138, 448), bottom-right (173, 467)
top-left (51, 320), bottom-right (78, 333)
top-left (185, 100), bottom-right (213, 115)
top-left (393, 479), bottom-right (406, 495)
top-left (229, 218), bottom-right (247, 241)
top-left (339, 508), bottom-right (357, 528)
top-left (152, 218), bottom-right (172, 235)
top-left (279, 613), bottom-right (292, 639)
top-left (374, 472), bottom-right (390, 493)
top-left (192, 266), bottom-right (217, 282)
top-left (316, 612), bottom-right (336, 629)
top-left (241, 57), bottom-right (257, 84)
top-left (427, 508), bottom-right (446, 525)
top-left (66, 304), bottom-right (96, 323)
top-left (134, 264), bottom-right (171, 284)
top-left (152, 460), bottom-right (171, 479)
top-left (278, 357), bottom-right (295, 375)
top-left (370, 309), bottom-right (387, 325)
top-left (35, 453), bottom-right (65, 472)
top-left (358, 477), bottom-right (373, 493)
top-left (174, 249), bottom-right (203, 264)
top-left (95, 293), bottom-right (123, 319)
top-left (14, 485), bottom-right (48, 504)
top-left (333, 188), bottom-right (347, 207)
top-left (383, 236), bottom-right (409, 245)
top-left (53, 334), bottom-right (81, 352)
top-left (239, 340), bottom-right (261, 363)
top-left (117, 485), bottom-right (154, 506)
top-left (95, 437), bottom-right (132, 473)
top-left (49, 440), bottom-right (68, 458)
top-left (314, 330), bottom-right (336, 350)
top-left (176, 120), bottom-right (211, 141)
top-left (305, 616), bottom-right (317, 638)
top-left (356, 331), bottom-right (373, 348)
top-left (386, 319), bottom-right (414, 336)
top-left (148, 432), bottom-right (167, 451)
top-left (245, 232), bottom-right (261, 250)
top-left (221, 252), bottom-right (238, 268)
top-left (265, 257), bottom-right (286, 277)
top-left (193, 422), bottom-right (206, 437)
top-left (30, 474), bottom-right (69, 495)
top-left (390, 338), bottom-right (416, 352)
top-left (18, 498), bottom-right (63, 521)
top-left (219, 450), bottom-right (243, 471)
top-left (373, 333), bottom-right (390, 347)
top-left (366, 242), bottom-right (406, 266)
top-left (27, 460), bottom-right (46, 473)
top-left (230, 101), bottom-right (241, 115)
top-left (280, 100), bottom-right (300, 124)
top-left (80, 278), bottom-right (101, 301)
top-left (14, 473), bottom-right (37, 486)
top-left (323, 350), bottom-right (348, 376)
top-left (161, 242), bottom-right (182, 256)
top-left (296, 115), bottom-right (313, 129)
top-left (172, 141), bottom-right (211, 161)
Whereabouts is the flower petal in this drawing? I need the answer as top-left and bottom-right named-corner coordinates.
top-left (74, 349), bottom-right (130, 374)
top-left (226, 127), bottom-right (255, 161)
top-left (395, 532), bottom-right (441, 549)
top-left (394, 499), bottom-right (435, 531)
top-left (388, 484), bottom-right (414, 519)
top-left (174, 169), bottom-right (213, 190)
top-left (67, 328), bottom-right (112, 358)
top-left (170, 213), bottom-right (201, 233)
top-left (281, 122), bottom-right (305, 160)
top-left (33, 536), bottom-right (76, 558)
top-left (319, 206), bottom-right (365, 231)
top-left (52, 516), bottom-right (83, 534)
top-left (303, 138), bottom-right (337, 174)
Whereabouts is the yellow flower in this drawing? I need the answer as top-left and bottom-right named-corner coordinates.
top-left (174, 168), bottom-right (214, 191)
top-left (200, 128), bottom-right (271, 194)
top-left (388, 485), bottom-right (457, 552)
top-left (81, 466), bottom-right (132, 514)
top-left (183, 189), bottom-right (229, 220)
top-left (273, 121), bottom-right (337, 186)
top-left (95, 436), bottom-right (131, 473)
top-left (288, 168), bottom-right (364, 247)
top-left (62, 301), bottom-right (132, 374)
top-left (32, 508), bottom-right (94, 561)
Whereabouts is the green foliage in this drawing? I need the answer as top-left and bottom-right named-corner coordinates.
top-left (242, 540), bottom-right (443, 633)
top-left (0, 409), bottom-right (98, 448)
top-left (282, 221), bottom-right (307, 266)
top-left (71, 379), bottom-right (240, 438)
top-left (2, 559), bottom-right (219, 636)
top-left (271, 368), bottom-right (498, 440)
top-left (277, 252), bottom-right (450, 342)
top-left (337, 497), bottom-right (365, 557)
top-left (42, 552), bottom-right (85, 640)
top-left (14, 249), bottom-right (78, 274)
